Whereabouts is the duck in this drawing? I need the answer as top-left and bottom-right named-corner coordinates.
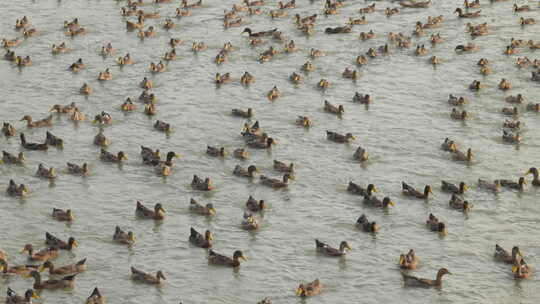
top-left (527, 103), bottom-right (540, 112)
top-left (131, 267), bottom-right (165, 284)
top-left (45, 233), bottom-right (78, 250)
top-left (22, 28), bottom-right (37, 38)
top-left (28, 271), bottom-right (76, 289)
top-left (189, 227), bottom-right (213, 248)
top-left (451, 108), bottom-right (468, 120)
top-left (241, 213), bottom-right (259, 230)
top-left (41, 259), bottom-right (86, 275)
top-left (498, 177), bottom-right (526, 190)
top-left (113, 226), bottom-right (135, 245)
top-left (233, 165), bottom-right (259, 178)
top-left (478, 179), bottom-right (500, 192)
top-left (208, 250), bottom-right (246, 267)
top-left (231, 108), bottom-right (253, 118)
top-left (352, 146), bottom-right (369, 162)
top-left (325, 26), bottom-right (352, 34)
top-left (385, 7), bottom-right (400, 17)
top-left (85, 287), bottom-right (105, 304)
top-left (441, 181), bottom-right (467, 194)
top-left (520, 17), bottom-right (536, 25)
top-left (154, 120), bottom-right (171, 133)
top-left (0, 260), bottom-right (39, 276)
top-left (50, 102), bottom-right (76, 113)
top-left (430, 33), bottom-right (444, 44)
top-left (192, 41), bottom-right (207, 52)
top-left (20, 115), bottom-right (52, 128)
top-left (100, 149), bottom-right (127, 163)
top-left (240, 72), bottom-right (254, 85)
top-left (283, 40), bottom-right (296, 53)
top-left (138, 26), bottom-right (156, 38)
top-left (139, 77), bottom-right (153, 89)
top-left (2, 151), bottom-right (25, 164)
top-left (267, 86), bottom-right (281, 101)
top-left (3, 50), bottom-right (16, 62)
top-left (117, 53), bottom-right (134, 66)
top-left (448, 95), bottom-right (466, 106)
top-left (6, 180), bottom-right (29, 197)
top-left (323, 101), bottom-right (344, 115)
top-left (246, 196), bottom-right (266, 212)
top-left (502, 131), bottom-right (521, 144)
top-left (207, 146), bottom-right (227, 157)
top-left (342, 68), bottom-right (358, 80)
top-left (247, 137), bottom-right (276, 149)
top-left (191, 175), bottom-right (214, 191)
top-left (401, 268), bottom-right (451, 287)
top-left (149, 61), bottom-right (166, 73)
top-left (93, 112), bottom-right (112, 124)
top-left (362, 195), bottom-right (395, 208)
top-left (512, 259), bottom-right (531, 279)
top-left (449, 194), bottom-right (471, 211)
top-left (359, 3), bottom-right (376, 13)
top-left (51, 43), bottom-right (69, 54)
top-left (144, 103), bottom-right (157, 116)
top-left (242, 27), bottom-right (277, 38)
top-left (301, 60), bottom-right (315, 72)
top-left (494, 245), bottom-right (522, 264)
top-left (454, 7), bottom-right (480, 17)
top-left (97, 69), bottom-right (112, 81)
top-left (121, 98), bottom-right (136, 111)
top-left (1, 38), bottom-right (22, 48)
top-left (352, 93), bottom-right (371, 104)
top-left (214, 52), bottom-right (227, 65)
top-left (52, 208), bottom-right (74, 221)
top-left (429, 56), bottom-right (441, 65)
top-left (414, 45), bottom-right (428, 55)
top-left (93, 130), bottom-right (109, 147)
top-left (502, 107), bottom-right (518, 116)
top-left (181, 0), bottom-right (202, 9)
top-left (21, 244), bottom-right (58, 261)
top-left (289, 72), bottom-right (303, 85)
top-left (5, 288), bottom-right (39, 304)
top-left (452, 148), bottom-right (473, 162)
top-left (399, 249), bottom-right (418, 270)
top-left (525, 168), bottom-right (540, 186)
top-left (356, 214), bottom-right (379, 232)
top-left (295, 116), bottom-right (311, 128)
top-left (273, 160), bottom-right (294, 173)
top-left (163, 18), bottom-right (175, 30)
top-left (503, 120), bottom-right (521, 129)
top-left (80, 83), bottom-right (92, 95)
top-left (402, 182), bottom-right (432, 199)
top-left (499, 79), bottom-right (512, 90)
top-left (215, 72), bottom-right (232, 85)
top-left (464, 0), bottom-right (480, 8)
top-left (136, 201), bottom-right (165, 220)
top-left (315, 239), bottom-right (351, 256)
top-left (426, 213), bottom-right (447, 235)
top-left (347, 182), bottom-right (377, 196)
top-left (100, 43), bottom-right (114, 56)
top-left (67, 27), bottom-right (86, 36)
top-left (455, 43), bottom-right (478, 52)
top-left (233, 148), bottom-right (249, 160)
top-left (20, 133), bottom-right (48, 151)
top-left (505, 94), bottom-right (524, 104)
top-left (260, 173), bottom-right (291, 188)
top-left (296, 279), bottom-right (321, 297)
top-left (163, 49), bottom-right (177, 61)
top-left (36, 164), bottom-right (56, 179)
top-left (326, 131), bottom-right (355, 143)
top-left (224, 17), bottom-right (242, 27)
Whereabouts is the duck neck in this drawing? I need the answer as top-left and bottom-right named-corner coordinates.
top-left (435, 272), bottom-right (446, 285)
top-left (33, 273), bottom-right (42, 286)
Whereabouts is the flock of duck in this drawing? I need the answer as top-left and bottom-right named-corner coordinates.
top-left (1, 0), bottom-right (540, 302)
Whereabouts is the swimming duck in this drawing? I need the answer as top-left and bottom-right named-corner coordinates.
top-left (448, 194), bottom-right (471, 211)
top-left (80, 83), bottom-right (92, 95)
top-left (401, 268), bottom-right (451, 287)
top-left (240, 72), bottom-right (254, 85)
top-left (131, 267), bottom-right (165, 284)
top-left (430, 33), bottom-right (444, 44)
top-left (504, 45), bottom-right (519, 55)
top-left (399, 249), bottom-right (418, 270)
top-left (402, 182), bottom-right (432, 199)
top-left (41, 259), bottom-right (86, 275)
top-left (50, 102), bottom-right (76, 114)
top-left (352, 146), bottom-right (369, 162)
top-left (144, 103), bottom-right (157, 116)
top-left (85, 287), bottom-right (105, 304)
top-left (2, 151), bottom-right (25, 165)
top-left (501, 107), bottom-right (518, 116)
top-left (247, 137), bottom-right (276, 149)
top-left (20, 133), bottom-right (48, 150)
top-left (452, 148), bottom-right (473, 162)
top-left (246, 196), bottom-right (266, 212)
top-left (441, 181), bottom-right (467, 194)
top-left (214, 52), bottom-right (227, 65)
top-left (283, 40), bottom-right (296, 53)
top-left (324, 101), bottom-right (344, 115)
top-left (192, 41), bottom-right (207, 52)
top-left (21, 245), bottom-right (58, 261)
top-left (181, 0), bottom-right (202, 8)
top-left (163, 48), bottom-right (177, 61)
top-left (224, 17), bottom-right (242, 28)
top-left (342, 68), bottom-right (358, 80)
top-left (356, 214), bottom-right (379, 232)
top-left (241, 213), bottom-right (259, 230)
top-left (100, 43), bottom-right (114, 57)
top-left (464, 0), bottom-right (480, 8)
top-left (359, 3), bottom-right (376, 13)
top-left (503, 120), bottom-right (521, 129)
top-left (36, 164), bottom-right (56, 179)
top-left (215, 72), bottom-right (232, 85)
top-left (454, 7), bottom-right (480, 17)
top-left (414, 45), bottom-right (428, 55)
top-left (455, 43), bottom-right (478, 52)
top-left (1, 38), bottom-right (22, 48)
top-left (20, 115), bottom-right (52, 128)
top-left (233, 148), bottom-right (249, 160)
top-left (296, 279), bottom-right (321, 297)
top-left (301, 60), bottom-right (315, 72)
top-left (289, 72), bottom-right (303, 85)
top-left (527, 103), bottom-right (540, 112)
top-left (502, 130), bottom-right (521, 144)
top-left (525, 168), bottom-right (540, 186)
top-left (242, 27), bottom-right (277, 38)
top-left (139, 77), bottom-right (152, 89)
top-left (208, 250), bottom-right (246, 267)
top-left (67, 27), bottom-right (86, 36)
top-left (448, 95), bottom-right (466, 106)
top-left (529, 40), bottom-right (540, 49)
top-left (28, 271), bottom-right (76, 289)
top-left (260, 173), bottom-right (291, 188)
top-left (494, 245), bottom-right (522, 264)
top-left (0, 260), bottom-right (39, 276)
top-left (498, 177), bottom-right (526, 190)
top-left (5, 288), bottom-right (38, 304)
top-left (189, 227), bottom-right (213, 248)
top-left (499, 79), bottom-right (512, 90)
top-left (362, 195), bottom-right (395, 208)
top-left (4, 50), bottom-right (16, 62)
top-left (400, 0), bottom-right (431, 8)
top-left (100, 149), bottom-right (127, 163)
top-left (207, 146), bottom-right (227, 157)
top-left (113, 226), bottom-right (135, 245)
top-left (325, 26), bottom-right (352, 34)
top-left (233, 165), bottom-right (259, 178)
top-left (52, 208), bottom-right (74, 221)
top-left (94, 112), bottom-right (112, 124)
top-left (512, 259), bottom-right (531, 279)
top-left (45, 233), bottom-right (77, 250)
top-left (295, 116), bottom-right (312, 128)
top-left (426, 213), bottom-right (447, 235)
top-left (121, 98), bottom-right (136, 111)
top-left (7, 180), bottom-right (29, 197)
top-left (272, 160), bottom-right (293, 174)
top-left (191, 175), bottom-right (214, 191)
top-left (2, 123), bottom-right (16, 137)
top-left (154, 120), bottom-right (171, 132)
top-left (231, 108), bottom-right (253, 119)
top-left (429, 56), bottom-right (441, 65)
top-left (532, 71), bottom-right (540, 82)
top-left (347, 182), bottom-right (377, 196)
top-left (93, 130), bottom-right (109, 147)
top-left (478, 179), bottom-right (500, 192)
top-left (315, 239), bottom-right (351, 256)
top-left (505, 94), bottom-right (524, 104)
top-left (149, 61), bottom-right (166, 73)
top-left (520, 17), bottom-right (536, 25)
top-left (136, 201), bottom-right (165, 220)
top-left (22, 28), bottom-right (37, 38)
top-left (326, 131), bottom-right (355, 143)
top-left (352, 93), bottom-right (372, 104)
top-left (259, 47), bottom-right (277, 62)
top-left (385, 7), bottom-right (400, 17)
top-left (51, 42), bottom-right (69, 54)
top-left (479, 66), bottom-right (492, 75)
top-left (366, 48), bottom-right (378, 58)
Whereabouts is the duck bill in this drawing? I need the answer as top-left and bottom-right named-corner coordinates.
top-left (38, 265), bottom-right (46, 272)
top-left (399, 256), bottom-right (405, 265)
top-left (240, 255), bottom-right (248, 261)
top-left (295, 288), bottom-right (303, 296)
top-left (209, 208), bottom-right (216, 215)
top-left (346, 245), bottom-right (352, 251)
top-left (512, 266), bottom-right (518, 273)
top-left (372, 187), bottom-right (378, 193)
top-left (20, 248), bottom-right (28, 253)
top-left (388, 201), bottom-right (395, 207)
top-left (31, 291), bottom-right (39, 299)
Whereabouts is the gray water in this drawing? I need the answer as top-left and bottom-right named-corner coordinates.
top-left (1, 0), bottom-right (540, 303)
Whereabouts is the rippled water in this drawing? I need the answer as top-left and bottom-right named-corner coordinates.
top-left (1, 0), bottom-right (540, 303)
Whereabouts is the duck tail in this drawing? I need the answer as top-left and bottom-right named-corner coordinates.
top-left (77, 258), bottom-right (87, 265)
top-left (63, 274), bottom-right (77, 281)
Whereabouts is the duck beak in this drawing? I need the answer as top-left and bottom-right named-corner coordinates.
top-left (31, 292), bottom-right (39, 299)
top-left (208, 234), bottom-right (214, 241)
top-left (209, 208), bottom-right (216, 215)
top-left (463, 184), bottom-right (469, 191)
top-left (346, 245), bottom-right (352, 251)
top-left (296, 288), bottom-right (303, 296)
top-left (389, 201), bottom-right (395, 206)
top-left (240, 255), bottom-right (247, 261)
top-left (38, 265), bottom-right (46, 272)
top-left (525, 169), bottom-right (531, 175)
top-left (372, 186), bottom-right (378, 193)
top-left (447, 271), bottom-right (453, 275)
top-left (512, 266), bottom-right (518, 273)
top-left (73, 240), bottom-right (79, 248)
top-left (20, 248), bottom-right (27, 253)
top-left (399, 256), bottom-right (405, 265)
